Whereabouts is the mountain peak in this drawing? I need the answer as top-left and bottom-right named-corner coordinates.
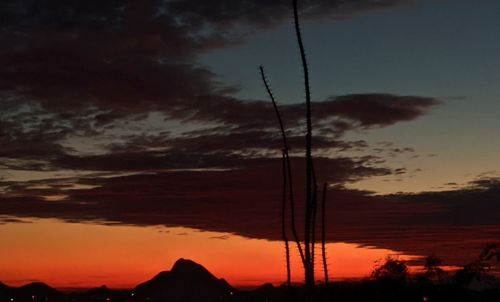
top-left (134, 259), bottom-right (234, 301)
top-left (20, 282), bottom-right (55, 291)
top-left (171, 258), bottom-right (206, 274)
top-left (18, 282), bottom-right (60, 297)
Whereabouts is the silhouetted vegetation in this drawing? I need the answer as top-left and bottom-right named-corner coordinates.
top-left (453, 243), bottom-right (500, 287)
top-left (371, 256), bottom-right (409, 284)
top-left (422, 255), bottom-right (446, 282)
top-left (258, 1), bottom-right (329, 297)
top-left (320, 182), bottom-right (329, 286)
top-left (256, 2), bottom-right (500, 302)
top-left (259, 67), bottom-right (296, 287)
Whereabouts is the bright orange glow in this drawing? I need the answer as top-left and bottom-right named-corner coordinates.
top-left (0, 219), bottom-right (416, 289)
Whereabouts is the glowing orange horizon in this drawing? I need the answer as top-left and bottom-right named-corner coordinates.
top-left (0, 218), bottom-right (417, 289)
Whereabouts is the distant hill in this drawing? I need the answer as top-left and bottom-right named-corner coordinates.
top-left (85, 285), bottom-right (117, 297)
top-left (134, 258), bottom-right (236, 302)
top-left (0, 282), bottom-right (13, 298)
top-left (84, 285), bottom-right (131, 301)
top-left (17, 282), bottom-right (61, 299)
top-left (4, 258), bottom-right (500, 302)
top-left (0, 282), bottom-right (11, 291)
top-left (0, 282), bottom-right (61, 301)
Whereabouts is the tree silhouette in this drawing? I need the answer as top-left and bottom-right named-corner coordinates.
top-left (454, 261), bottom-right (490, 286)
top-left (372, 256), bottom-right (409, 284)
top-left (422, 255), bottom-right (445, 282)
top-left (453, 243), bottom-right (500, 286)
top-left (479, 243), bottom-right (500, 263)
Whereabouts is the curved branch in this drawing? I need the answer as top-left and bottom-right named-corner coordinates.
top-left (259, 66), bottom-right (305, 266)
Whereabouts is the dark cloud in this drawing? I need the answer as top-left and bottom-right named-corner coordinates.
top-left (0, 0), bottom-right (231, 128)
top-left (0, 92), bottom-right (437, 173)
top-left (0, 0), bottom-right (456, 269)
top-left (2, 175), bottom-right (500, 268)
top-left (0, 0), bottom-right (432, 164)
top-left (323, 94), bottom-right (440, 127)
top-left (166, 0), bottom-right (409, 29)
top-left (391, 177), bottom-right (500, 226)
top-left (0, 0), bottom-right (412, 123)
top-left (1, 0), bottom-right (437, 235)
top-left (0, 0), bottom-right (228, 57)
top-left (1, 56), bottom-right (219, 114)
top-left (181, 94), bottom-right (439, 132)
top-left (0, 156), bottom-right (391, 239)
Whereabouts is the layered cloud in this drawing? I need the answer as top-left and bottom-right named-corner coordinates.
top-left (0, 0), bottom-right (432, 166)
top-left (2, 171), bottom-right (500, 267)
top-left (0, 0), bottom-right (412, 118)
top-left (0, 0), bottom-right (462, 268)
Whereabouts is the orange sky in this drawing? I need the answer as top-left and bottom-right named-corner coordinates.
top-left (0, 218), bottom-right (416, 289)
top-left (2, 0), bottom-right (500, 293)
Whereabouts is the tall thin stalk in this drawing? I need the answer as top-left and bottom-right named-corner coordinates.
top-left (321, 182), bottom-right (329, 286)
top-left (259, 1), bottom-right (328, 297)
top-left (293, 0), bottom-right (317, 289)
top-left (310, 161), bottom-right (318, 281)
top-left (282, 151), bottom-right (291, 286)
top-left (260, 66), bottom-right (306, 281)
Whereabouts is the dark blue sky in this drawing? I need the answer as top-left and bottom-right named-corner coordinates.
top-left (202, 0), bottom-right (500, 192)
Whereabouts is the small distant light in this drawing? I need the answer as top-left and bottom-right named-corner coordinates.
top-left (230, 291), bottom-right (234, 296)
top-left (10, 298), bottom-right (14, 302)
top-left (106, 298), bottom-right (110, 301)
top-left (131, 293), bottom-right (135, 297)
top-left (32, 295), bottom-right (35, 300)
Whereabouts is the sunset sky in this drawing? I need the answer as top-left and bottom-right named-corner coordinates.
top-left (1, 0), bottom-right (500, 289)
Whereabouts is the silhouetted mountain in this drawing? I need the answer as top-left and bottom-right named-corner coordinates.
top-left (18, 282), bottom-right (61, 298)
top-left (0, 282), bottom-right (13, 299)
top-left (134, 258), bottom-right (235, 302)
top-left (255, 283), bottom-right (275, 292)
top-left (86, 285), bottom-right (115, 297)
top-left (84, 285), bottom-right (130, 302)
top-left (0, 282), bottom-right (11, 292)
top-left (5, 258), bottom-right (500, 301)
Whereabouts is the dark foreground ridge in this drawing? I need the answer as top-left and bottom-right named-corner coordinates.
top-left (2, 258), bottom-right (500, 302)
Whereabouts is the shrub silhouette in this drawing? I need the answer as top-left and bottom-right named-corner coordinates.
top-left (372, 257), bottom-right (409, 283)
top-left (453, 261), bottom-right (490, 286)
top-left (422, 255), bottom-right (445, 282)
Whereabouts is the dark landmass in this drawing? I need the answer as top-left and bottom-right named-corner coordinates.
top-left (2, 258), bottom-right (500, 302)
top-left (134, 258), bottom-right (234, 301)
